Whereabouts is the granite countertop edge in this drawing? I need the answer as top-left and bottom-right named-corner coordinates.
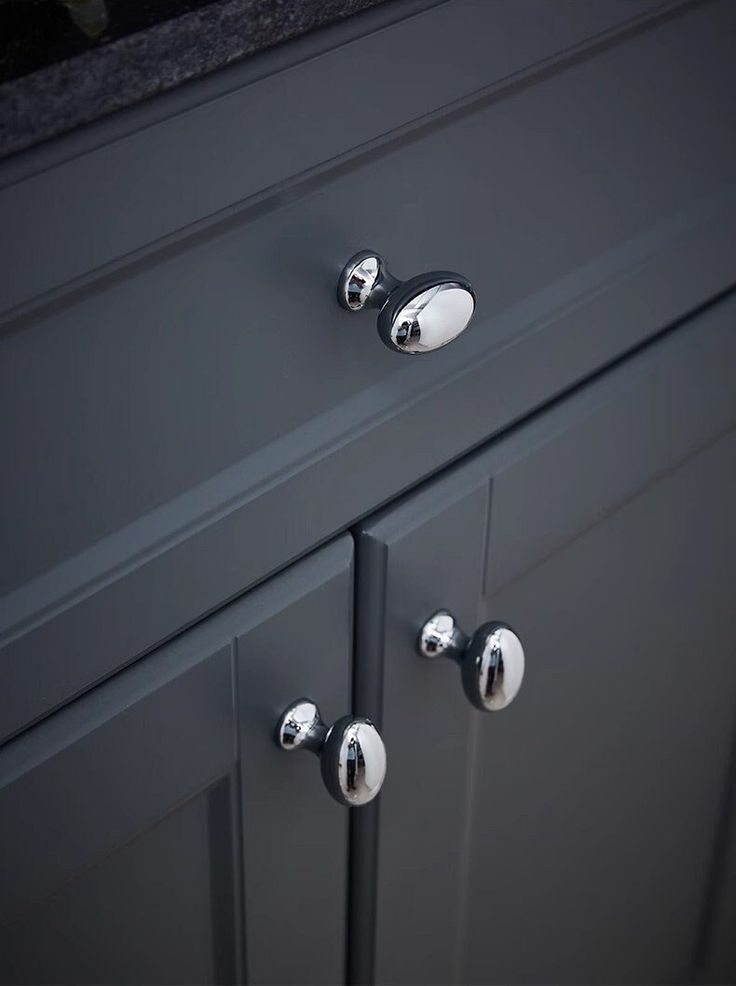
top-left (0, 0), bottom-right (386, 162)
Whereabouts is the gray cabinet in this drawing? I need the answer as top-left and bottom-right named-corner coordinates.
top-left (2, 2), bottom-right (736, 984)
top-left (0, 538), bottom-right (353, 985)
top-left (352, 299), bottom-right (736, 985)
top-left (4, 1), bottom-right (736, 746)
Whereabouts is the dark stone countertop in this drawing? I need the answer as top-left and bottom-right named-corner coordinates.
top-left (0, 0), bottom-right (387, 161)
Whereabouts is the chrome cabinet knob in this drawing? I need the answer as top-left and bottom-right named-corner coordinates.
top-left (337, 249), bottom-right (476, 354)
top-left (275, 698), bottom-right (387, 807)
top-left (418, 610), bottom-right (525, 712)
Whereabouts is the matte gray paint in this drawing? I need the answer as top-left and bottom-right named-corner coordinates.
top-left (235, 538), bottom-right (353, 985)
top-left (2, 1), bottom-right (736, 742)
top-left (0, 0), bottom-right (667, 316)
top-left (700, 731), bottom-right (736, 983)
top-left (353, 298), bottom-right (736, 984)
top-left (0, 537), bottom-right (352, 985)
top-left (0, 1), bottom-right (733, 982)
top-left (8, 1), bottom-right (731, 596)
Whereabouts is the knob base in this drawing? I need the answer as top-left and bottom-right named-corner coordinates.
top-left (417, 609), bottom-right (468, 661)
top-left (338, 250), bottom-right (398, 313)
top-left (276, 699), bottom-right (327, 753)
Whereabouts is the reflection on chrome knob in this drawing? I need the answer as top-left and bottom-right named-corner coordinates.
top-left (275, 698), bottom-right (387, 807)
top-left (337, 249), bottom-right (476, 354)
top-left (418, 610), bottom-right (525, 712)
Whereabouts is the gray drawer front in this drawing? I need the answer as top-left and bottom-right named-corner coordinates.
top-left (0, 0), bottom-right (666, 316)
top-left (0, 537), bottom-right (352, 985)
top-left (2, 1), bottom-right (736, 742)
top-left (352, 295), bottom-right (736, 984)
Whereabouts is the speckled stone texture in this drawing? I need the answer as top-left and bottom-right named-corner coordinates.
top-left (0, 0), bottom-right (387, 160)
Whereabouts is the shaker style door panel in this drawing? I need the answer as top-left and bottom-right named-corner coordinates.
top-left (352, 295), bottom-right (736, 985)
top-left (0, 641), bottom-right (237, 986)
top-left (0, 537), bottom-right (352, 985)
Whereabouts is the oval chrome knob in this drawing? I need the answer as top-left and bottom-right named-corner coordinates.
top-left (337, 249), bottom-right (476, 354)
top-left (417, 610), bottom-right (525, 712)
top-left (275, 698), bottom-right (387, 807)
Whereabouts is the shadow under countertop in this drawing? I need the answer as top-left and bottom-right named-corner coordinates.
top-left (0, 0), bottom-right (387, 161)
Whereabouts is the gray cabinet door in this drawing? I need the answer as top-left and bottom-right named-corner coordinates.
top-left (0, 537), bottom-right (352, 985)
top-left (352, 297), bottom-right (736, 985)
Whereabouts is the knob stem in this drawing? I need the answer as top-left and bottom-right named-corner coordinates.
top-left (417, 609), bottom-right (469, 662)
top-left (276, 699), bottom-right (328, 754)
top-left (338, 250), bottom-right (399, 312)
